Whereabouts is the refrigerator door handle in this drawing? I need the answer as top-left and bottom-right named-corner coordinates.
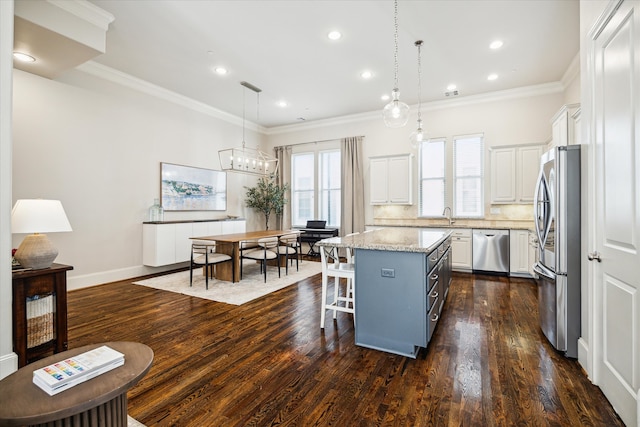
top-left (533, 262), bottom-right (555, 280)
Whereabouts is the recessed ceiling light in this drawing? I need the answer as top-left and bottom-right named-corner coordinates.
top-left (327, 31), bottom-right (342, 40)
top-left (381, 94), bottom-right (390, 101)
top-left (276, 100), bottom-right (288, 108)
top-left (13, 52), bottom-right (35, 63)
top-left (446, 84), bottom-right (457, 91)
top-left (487, 73), bottom-right (498, 81)
top-left (490, 40), bottom-right (503, 50)
top-left (360, 70), bottom-right (373, 79)
top-left (214, 67), bottom-right (228, 75)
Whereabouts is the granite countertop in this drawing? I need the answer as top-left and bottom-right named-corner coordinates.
top-left (369, 220), bottom-right (534, 231)
top-left (318, 228), bottom-right (452, 254)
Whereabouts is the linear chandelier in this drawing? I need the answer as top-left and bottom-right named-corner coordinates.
top-left (218, 81), bottom-right (278, 176)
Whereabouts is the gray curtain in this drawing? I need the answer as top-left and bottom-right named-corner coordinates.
top-left (275, 146), bottom-right (292, 230)
top-left (341, 136), bottom-right (365, 236)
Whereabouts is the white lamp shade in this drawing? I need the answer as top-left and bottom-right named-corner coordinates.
top-left (11, 199), bottom-right (72, 234)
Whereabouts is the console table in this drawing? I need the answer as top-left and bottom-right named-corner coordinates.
top-left (0, 341), bottom-right (153, 427)
top-left (12, 263), bottom-right (73, 367)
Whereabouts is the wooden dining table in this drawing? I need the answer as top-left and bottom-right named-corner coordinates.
top-left (191, 230), bottom-right (299, 283)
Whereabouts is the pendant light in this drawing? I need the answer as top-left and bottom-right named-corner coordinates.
top-left (382, 0), bottom-right (410, 128)
top-left (218, 81), bottom-right (278, 176)
top-left (410, 40), bottom-right (428, 148)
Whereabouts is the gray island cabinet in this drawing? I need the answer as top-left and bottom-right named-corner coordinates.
top-left (318, 228), bottom-right (452, 358)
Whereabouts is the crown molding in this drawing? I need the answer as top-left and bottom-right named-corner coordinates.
top-left (76, 61), bottom-right (263, 132)
top-left (561, 52), bottom-right (580, 89)
top-left (265, 82), bottom-right (564, 136)
top-left (77, 60), bottom-right (563, 137)
top-left (47, 0), bottom-right (114, 31)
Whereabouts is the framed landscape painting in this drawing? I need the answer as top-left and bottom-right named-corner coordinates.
top-left (160, 163), bottom-right (227, 211)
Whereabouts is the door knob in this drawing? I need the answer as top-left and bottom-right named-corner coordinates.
top-left (587, 251), bottom-right (602, 262)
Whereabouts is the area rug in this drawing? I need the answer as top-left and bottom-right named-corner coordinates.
top-left (133, 260), bottom-right (322, 305)
top-left (128, 416), bottom-right (145, 427)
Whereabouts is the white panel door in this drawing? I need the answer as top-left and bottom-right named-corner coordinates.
top-left (592, 1), bottom-right (640, 425)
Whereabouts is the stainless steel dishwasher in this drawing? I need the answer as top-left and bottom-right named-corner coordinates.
top-left (472, 229), bottom-right (509, 274)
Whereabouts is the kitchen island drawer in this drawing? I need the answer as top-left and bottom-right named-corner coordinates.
top-left (427, 281), bottom-right (439, 311)
top-left (427, 299), bottom-right (440, 343)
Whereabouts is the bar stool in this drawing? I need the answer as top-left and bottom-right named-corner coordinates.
top-left (320, 245), bottom-right (355, 328)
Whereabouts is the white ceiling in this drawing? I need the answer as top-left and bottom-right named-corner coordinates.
top-left (85, 0), bottom-right (579, 129)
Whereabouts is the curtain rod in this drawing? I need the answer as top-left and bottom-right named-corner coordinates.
top-left (274, 136), bottom-right (365, 150)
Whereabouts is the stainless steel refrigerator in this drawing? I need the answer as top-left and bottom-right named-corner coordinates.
top-left (533, 145), bottom-right (581, 358)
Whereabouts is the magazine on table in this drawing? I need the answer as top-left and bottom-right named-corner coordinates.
top-left (32, 345), bottom-right (125, 396)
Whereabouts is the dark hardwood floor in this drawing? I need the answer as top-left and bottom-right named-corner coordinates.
top-left (66, 266), bottom-right (623, 426)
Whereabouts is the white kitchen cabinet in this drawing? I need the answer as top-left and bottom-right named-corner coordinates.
top-left (143, 219), bottom-right (246, 267)
top-left (509, 229), bottom-right (531, 277)
top-left (370, 154), bottom-right (412, 205)
top-left (490, 144), bottom-right (544, 204)
top-left (549, 103), bottom-right (580, 148)
top-left (528, 230), bottom-right (538, 278)
top-left (490, 148), bottom-right (516, 202)
top-left (450, 228), bottom-right (472, 272)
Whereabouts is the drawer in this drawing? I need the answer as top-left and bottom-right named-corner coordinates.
top-left (427, 300), bottom-right (440, 343)
top-left (426, 250), bottom-right (439, 271)
top-left (451, 229), bottom-right (472, 238)
top-left (427, 281), bottom-right (439, 311)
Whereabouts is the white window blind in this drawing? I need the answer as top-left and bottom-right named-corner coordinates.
top-left (453, 134), bottom-right (484, 217)
top-left (419, 138), bottom-right (446, 217)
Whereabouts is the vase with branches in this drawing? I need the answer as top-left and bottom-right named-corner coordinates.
top-left (245, 174), bottom-right (289, 230)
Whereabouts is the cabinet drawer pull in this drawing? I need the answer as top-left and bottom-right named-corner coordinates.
top-left (431, 291), bottom-right (438, 298)
top-left (431, 274), bottom-right (438, 280)
top-left (431, 313), bottom-right (440, 322)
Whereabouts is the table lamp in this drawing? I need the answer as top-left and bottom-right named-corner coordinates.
top-left (11, 199), bottom-right (73, 269)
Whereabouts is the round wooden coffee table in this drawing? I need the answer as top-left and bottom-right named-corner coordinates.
top-left (0, 341), bottom-right (153, 427)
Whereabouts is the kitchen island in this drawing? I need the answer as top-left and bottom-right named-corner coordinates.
top-left (318, 228), bottom-right (452, 358)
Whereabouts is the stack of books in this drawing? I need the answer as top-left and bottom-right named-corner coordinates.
top-left (32, 345), bottom-right (125, 395)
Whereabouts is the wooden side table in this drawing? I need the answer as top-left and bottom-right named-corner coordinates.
top-left (12, 263), bottom-right (73, 367)
top-left (0, 341), bottom-right (154, 427)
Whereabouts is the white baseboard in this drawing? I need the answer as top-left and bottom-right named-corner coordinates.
top-left (67, 262), bottom-right (189, 291)
top-left (577, 337), bottom-right (591, 379)
top-left (0, 351), bottom-right (18, 380)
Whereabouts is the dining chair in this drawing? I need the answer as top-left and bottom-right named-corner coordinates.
top-left (241, 237), bottom-right (280, 283)
top-left (277, 232), bottom-right (301, 274)
top-left (320, 245), bottom-right (355, 329)
top-left (189, 241), bottom-right (233, 290)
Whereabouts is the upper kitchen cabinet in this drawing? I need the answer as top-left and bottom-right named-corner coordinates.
top-left (490, 144), bottom-right (544, 204)
top-left (370, 154), bottom-right (413, 205)
top-left (549, 104), bottom-right (580, 148)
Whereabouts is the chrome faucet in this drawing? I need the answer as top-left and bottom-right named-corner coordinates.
top-left (442, 207), bottom-right (455, 226)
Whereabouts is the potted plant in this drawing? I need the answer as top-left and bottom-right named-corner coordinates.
top-left (245, 174), bottom-right (289, 230)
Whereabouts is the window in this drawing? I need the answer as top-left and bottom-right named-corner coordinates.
top-left (418, 133), bottom-right (484, 218)
top-left (419, 138), bottom-right (446, 217)
top-left (291, 153), bottom-right (314, 226)
top-left (319, 151), bottom-right (341, 226)
top-left (453, 134), bottom-right (484, 217)
top-left (291, 149), bottom-right (341, 227)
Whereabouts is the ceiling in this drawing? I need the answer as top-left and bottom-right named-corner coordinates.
top-left (52, 0), bottom-right (581, 128)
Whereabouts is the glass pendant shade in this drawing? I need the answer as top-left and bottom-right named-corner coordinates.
top-left (382, 89), bottom-right (410, 128)
top-left (409, 119), bottom-right (428, 149)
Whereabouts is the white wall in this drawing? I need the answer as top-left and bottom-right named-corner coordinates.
top-left (0, 0), bottom-right (17, 379)
top-left (265, 88), bottom-right (565, 226)
top-left (12, 68), bottom-right (264, 290)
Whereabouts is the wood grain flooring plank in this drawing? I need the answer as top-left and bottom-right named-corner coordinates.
top-left (65, 268), bottom-right (624, 426)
